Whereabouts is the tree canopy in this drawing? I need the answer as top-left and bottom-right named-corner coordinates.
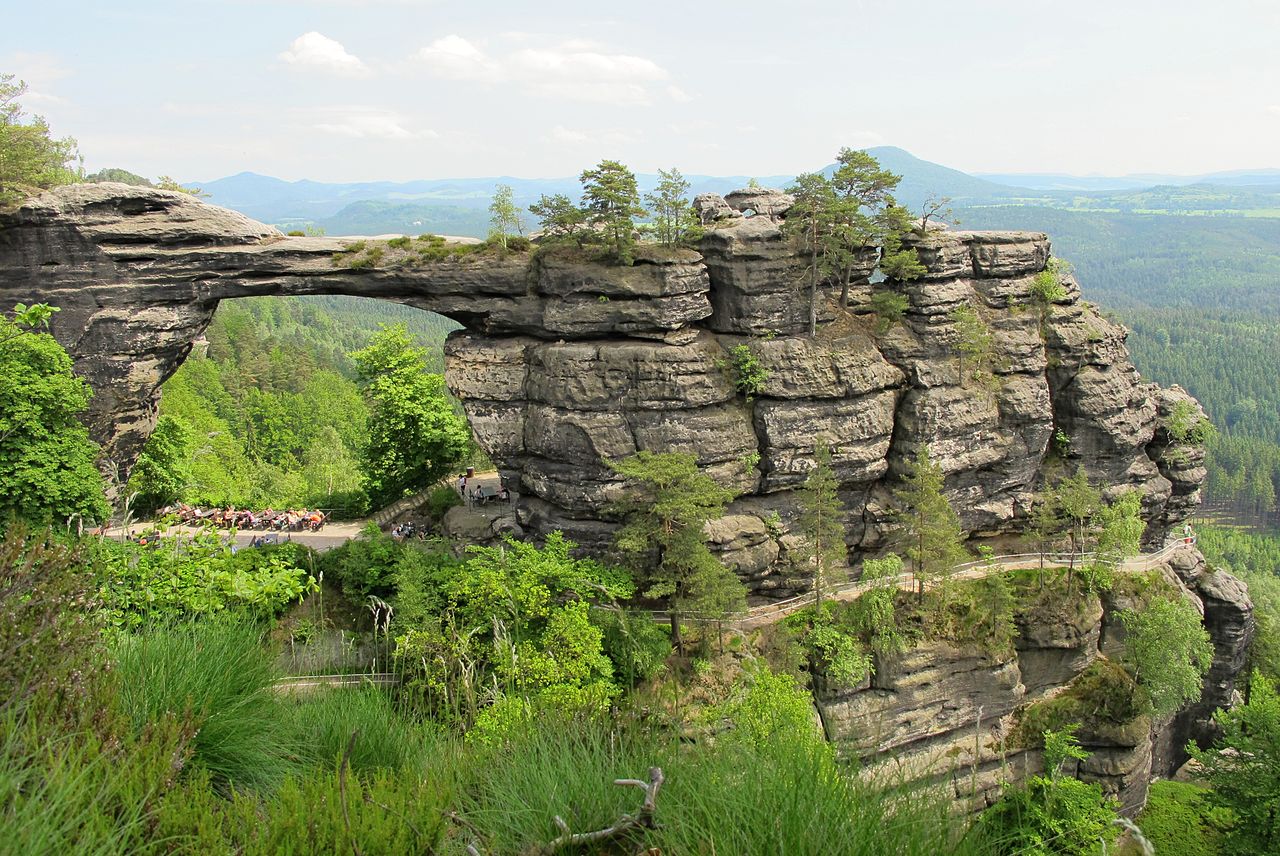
top-left (0, 308), bottom-right (108, 525)
top-left (350, 324), bottom-right (471, 507)
top-left (0, 73), bottom-right (81, 206)
top-left (609, 451), bottom-right (746, 648)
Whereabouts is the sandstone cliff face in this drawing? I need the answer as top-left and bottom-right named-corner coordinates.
top-left (818, 545), bottom-right (1252, 815)
top-left (1, 184), bottom-right (1206, 591)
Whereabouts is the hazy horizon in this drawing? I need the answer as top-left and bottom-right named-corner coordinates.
top-left (7, 0), bottom-right (1280, 183)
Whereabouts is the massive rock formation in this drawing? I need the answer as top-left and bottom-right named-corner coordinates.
top-left (1, 183), bottom-right (1208, 593)
top-left (819, 544), bottom-right (1253, 814)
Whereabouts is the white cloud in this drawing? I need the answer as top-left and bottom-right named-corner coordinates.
top-left (544, 125), bottom-right (634, 147)
top-left (414, 35), bottom-right (501, 81)
top-left (278, 32), bottom-right (369, 77)
top-left (409, 36), bottom-right (688, 105)
top-left (308, 108), bottom-right (436, 140)
top-left (3, 52), bottom-right (72, 104)
top-left (1268, 105), bottom-right (1280, 116)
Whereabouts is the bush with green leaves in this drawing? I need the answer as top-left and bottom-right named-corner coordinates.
top-left (393, 532), bottom-right (632, 727)
top-left (1119, 594), bottom-right (1213, 716)
top-left (1189, 671), bottom-right (1280, 855)
top-left (1132, 780), bottom-right (1229, 856)
top-left (89, 534), bottom-right (316, 629)
top-left (969, 725), bottom-right (1120, 855)
top-left (723, 342), bottom-right (768, 399)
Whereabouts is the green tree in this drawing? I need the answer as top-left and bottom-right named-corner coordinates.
top-left (125, 414), bottom-right (191, 514)
top-left (609, 451), bottom-right (746, 650)
top-left (302, 425), bottom-right (362, 502)
top-left (154, 175), bottom-right (207, 197)
top-left (948, 302), bottom-right (996, 387)
top-left (783, 171), bottom-right (836, 337)
top-left (826, 148), bottom-right (918, 308)
top-left (1083, 490), bottom-right (1144, 592)
top-left (1120, 595), bottom-right (1214, 716)
top-left (579, 159), bottom-right (647, 263)
top-left (528, 193), bottom-right (587, 241)
top-left (796, 442), bottom-right (847, 609)
top-left (488, 183), bottom-right (522, 248)
top-left (350, 325), bottom-right (471, 507)
top-left (0, 74), bottom-right (81, 206)
top-left (970, 726), bottom-right (1120, 855)
top-left (0, 310), bottom-right (109, 524)
top-left (1189, 671), bottom-right (1280, 855)
top-left (1055, 467), bottom-right (1102, 579)
top-left (892, 446), bottom-right (967, 597)
top-left (644, 167), bottom-right (700, 247)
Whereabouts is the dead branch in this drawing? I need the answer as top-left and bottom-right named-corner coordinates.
top-left (534, 766), bottom-right (665, 854)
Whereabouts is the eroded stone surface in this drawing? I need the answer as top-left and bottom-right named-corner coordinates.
top-left (1, 182), bottom-right (1206, 598)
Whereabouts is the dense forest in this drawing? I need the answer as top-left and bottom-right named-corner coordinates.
top-left (128, 296), bottom-right (464, 515)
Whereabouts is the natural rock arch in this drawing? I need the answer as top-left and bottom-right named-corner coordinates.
top-left (0, 183), bottom-right (1206, 594)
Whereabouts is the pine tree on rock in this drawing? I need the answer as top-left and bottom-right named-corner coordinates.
top-left (579, 160), bottom-right (647, 263)
top-left (797, 442), bottom-right (848, 609)
top-left (892, 446), bottom-right (967, 597)
top-left (609, 451), bottom-right (746, 651)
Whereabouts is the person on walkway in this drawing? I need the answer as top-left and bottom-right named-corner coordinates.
top-left (1183, 522), bottom-right (1194, 544)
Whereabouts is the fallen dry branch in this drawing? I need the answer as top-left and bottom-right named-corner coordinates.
top-left (534, 766), bottom-right (665, 855)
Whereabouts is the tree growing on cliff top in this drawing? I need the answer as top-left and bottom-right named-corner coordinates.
top-left (785, 149), bottom-right (925, 335)
top-left (580, 159), bottom-right (647, 263)
top-left (529, 193), bottom-right (588, 242)
top-left (892, 446), bottom-right (967, 597)
top-left (0, 74), bottom-right (81, 206)
top-left (644, 167), bottom-right (701, 248)
top-left (609, 451), bottom-right (745, 650)
top-left (488, 183), bottom-right (523, 249)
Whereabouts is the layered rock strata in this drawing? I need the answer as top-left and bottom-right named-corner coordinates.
top-left (1, 183), bottom-right (1208, 593)
top-left (819, 545), bottom-right (1252, 815)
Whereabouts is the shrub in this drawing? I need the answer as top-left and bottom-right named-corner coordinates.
top-left (722, 343), bottom-right (768, 399)
top-left (424, 483), bottom-right (462, 520)
top-left (871, 290), bottom-right (910, 331)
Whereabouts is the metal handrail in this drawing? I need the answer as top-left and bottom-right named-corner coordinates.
top-left (646, 536), bottom-right (1197, 627)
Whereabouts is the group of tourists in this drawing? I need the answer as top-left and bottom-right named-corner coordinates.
top-left (457, 474), bottom-right (511, 506)
top-left (159, 503), bottom-right (330, 532)
top-left (390, 521), bottom-right (425, 541)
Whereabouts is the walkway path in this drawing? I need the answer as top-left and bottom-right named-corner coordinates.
top-left (656, 537), bottom-right (1197, 630)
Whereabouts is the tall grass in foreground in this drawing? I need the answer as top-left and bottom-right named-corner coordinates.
top-left (283, 685), bottom-right (441, 774)
top-left (111, 618), bottom-right (296, 790)
top-left (455, 722), bottom-right (985, 856)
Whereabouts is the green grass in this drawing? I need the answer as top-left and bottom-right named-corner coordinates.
top-left (1129, 780), bottom-right (1229, 856)
top-left (111, 618), bottom-right (298, 791)
top-left (283, 686), bottom-right (439, 775)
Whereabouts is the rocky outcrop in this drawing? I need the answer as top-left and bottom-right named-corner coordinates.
top-left (819, 545), bottom-right (1254, 815)
top-left (1, 183), bottom-right (1205, 598)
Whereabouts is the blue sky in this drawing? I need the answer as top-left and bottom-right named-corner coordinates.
top-left (5, 0), bottom-right (1279, 182)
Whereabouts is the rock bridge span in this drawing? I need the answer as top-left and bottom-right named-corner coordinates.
top-left (0, 183), bottom-right (1206, 595)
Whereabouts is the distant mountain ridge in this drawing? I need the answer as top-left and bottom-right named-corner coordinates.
top-left (196, 147), bottom-right (1280, 239)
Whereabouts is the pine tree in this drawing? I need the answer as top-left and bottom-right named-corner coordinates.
top-left (796, 442), bottom-right (847, 609)
top-left (644, 167), bottom-right (699, 247)
top-left (609, 451), bottom-right (746, 650)
top-left (579, 159), bottom-right (647, 263)
top-left (892, 446), bottom-right (967, 597)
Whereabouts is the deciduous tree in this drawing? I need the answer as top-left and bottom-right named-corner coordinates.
top-left (0, 74), bottom-right (81, 206)
top-left (0, 308), bottom-right (109, 525)
top-left (644, 167), bottom-right (700, 247)
top-left (350, 325), bottom-right (471, 507)
top-left (488, 183), bottom-right (522, 248)
top-left (1120, 595), bottom-right (1213, 716)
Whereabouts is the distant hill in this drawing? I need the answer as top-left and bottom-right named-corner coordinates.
top-left (858, 146), bottom-right (1029, 209)
top-left (979, 168), bottom-right (1280, 192)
